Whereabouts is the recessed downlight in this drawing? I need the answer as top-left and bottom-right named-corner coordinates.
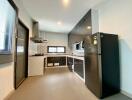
top-left (62, 0), bottom-right (70, 7)
top-left (57, 21), bottom-right (62, 26)
top-left (87, 26), bottom-right (92, 30)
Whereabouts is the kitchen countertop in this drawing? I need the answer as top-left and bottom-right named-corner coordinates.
top-left (29, 55), bottom-right (47, 58)
top-left (29, 54), bottom-right (84, 60)
top-left (67, 55), bottom-right (84, 60)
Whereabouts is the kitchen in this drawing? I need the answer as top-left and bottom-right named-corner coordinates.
top-left (1, 0), bottom-right (132, 100)
top-left (28, 9), bottom-right (120, 99)
top-left (28, 10), bottom-right (94, 83)
top-left (28, 21), bottom-right (85, 82)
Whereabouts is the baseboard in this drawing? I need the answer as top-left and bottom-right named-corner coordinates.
top-left (4, 89), bottom-right (15, 100)
top-left (121, 90), bottom-right (132, 99)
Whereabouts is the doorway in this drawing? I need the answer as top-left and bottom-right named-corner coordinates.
top-left (14, 19), bottom-right (29, 89)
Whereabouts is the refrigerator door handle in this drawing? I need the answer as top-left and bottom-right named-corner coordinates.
top-left (97, 33), bottom-right (102, 54)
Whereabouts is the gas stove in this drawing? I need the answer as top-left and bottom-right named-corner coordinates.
top-left (32, 53), bottom-right (44, 56)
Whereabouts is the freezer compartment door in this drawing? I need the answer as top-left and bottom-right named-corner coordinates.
top-left (84, 34), bottom-right (101, 55)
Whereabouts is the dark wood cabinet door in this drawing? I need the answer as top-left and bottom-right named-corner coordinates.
top-left (47, 57), bottom-right (54, 63)
top-left (59, 57), bottom-right (66, 66)
top-left (53, 57), bottom-right (58, 63)
top-left (47, 57), bottom-right (54, 67)
top-left (74, 59), bottom-right (84, 78)
top-left (47, 57), bottom-right (66, 67)
top-left (67, 57), bottom-right (73, 71)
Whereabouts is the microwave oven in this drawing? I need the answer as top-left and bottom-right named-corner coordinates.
top-left (79, 41), bottom-right (84, 50)
top-left (73, 41), bottom-right (84, 50)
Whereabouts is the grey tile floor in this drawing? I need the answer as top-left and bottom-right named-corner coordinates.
top-left (6, 67), bottom-right (132, 100)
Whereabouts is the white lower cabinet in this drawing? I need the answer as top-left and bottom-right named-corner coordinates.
top-left (28, 56), bottom-right (44, 76)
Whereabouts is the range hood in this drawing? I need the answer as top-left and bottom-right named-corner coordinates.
top-left (30, 21), bottom-right (47, 43)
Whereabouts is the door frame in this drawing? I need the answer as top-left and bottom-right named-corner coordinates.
top-left (14, 19), bottom-right (29, 89)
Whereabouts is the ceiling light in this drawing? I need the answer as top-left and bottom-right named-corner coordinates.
top-left (57, 21), bottom-right (62, 25)
top-left (62, 0), bottom-right (70, 7)
top-left (87, 26), bottom-right (92, 30)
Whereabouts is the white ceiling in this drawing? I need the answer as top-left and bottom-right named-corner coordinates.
top-left (22, 0), bottom-right (105, 34)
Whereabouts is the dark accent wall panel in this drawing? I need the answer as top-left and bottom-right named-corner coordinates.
top-left (68, 10), bottom-right (92, 50)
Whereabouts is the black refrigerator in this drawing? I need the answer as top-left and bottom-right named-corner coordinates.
top-left (84, 32), bottom-right (120, 99)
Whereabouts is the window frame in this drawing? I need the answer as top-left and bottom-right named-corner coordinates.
top-left (47, 46), bottom-right (66, 53)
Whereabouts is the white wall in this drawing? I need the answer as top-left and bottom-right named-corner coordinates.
top-left (0, 0), bottom-right (32, 99)
top-left (91, 9), bottom-right (99, 34)
top-left (45, 32), bottom-right (68, 47)
top-left (97, 0), bottom-right (132, 97)
top-left (38, 31), bottom-right (69, 54)
top-left (14, 0), bottom-right (33, 37)
top-left (0, 63), bottom-right (14, 100)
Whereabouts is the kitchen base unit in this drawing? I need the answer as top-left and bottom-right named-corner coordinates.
top-left (74, 58), bottom-right (84, 79)
top-left (28, 56), bottom-right (45, 76)
top-left (67, 56), bottom-right (85, 82)
top-left (67, 57), bottom-right (74, 71)
top-left (47, 56), bottom-right (66, 67)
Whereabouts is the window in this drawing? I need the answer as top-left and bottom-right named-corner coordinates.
top-left (57, 47), bottom-right (65, 52)
top-left (48, 46), bottom-right (66, 53)
top-left (48, 47), bottom-right (56, 53)
top-left (17, 46), bottom-right (24, 53)
top-left (0, 0), bottom-right (16, 54)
